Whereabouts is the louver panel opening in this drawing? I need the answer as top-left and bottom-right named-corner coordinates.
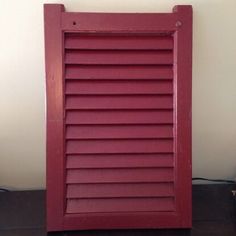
top-left (64, 33), bottom-right (176, 216)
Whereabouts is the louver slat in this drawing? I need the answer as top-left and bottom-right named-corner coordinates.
top-left (66, 168), bottom-right (174, 184)
top-left (65, 80), bottom-right (173, 95)
top-left (65, 35), bottom-right (173, 50)
top-left (66, 154), bottom-right (174, 168)
top-left (66, 139), bottom-right (173, 154)
top-left (65, 50), bottom-right (173, 65)
top-left (66, 198), bottom-right (175, 213)
top-left (66, 125), bottom-right (173, 139)
top-left (66, 95), bottom-right (173, 109)
top-left (66, 183), bottom-right (174, 198)
top-left (66, 110), bottom-right (173, 124)
top-left (45, 4), bottom-right (192, 231)
top-left (65, 65), bottom-right (172, 80)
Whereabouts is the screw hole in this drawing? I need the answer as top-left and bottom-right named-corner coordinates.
top-left (73, 21), bottom-right (76, 25)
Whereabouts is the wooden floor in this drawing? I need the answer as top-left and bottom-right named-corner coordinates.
top-left (0, 184), bottom-right (236, 235)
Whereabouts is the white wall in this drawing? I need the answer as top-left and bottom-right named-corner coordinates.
top-left (0, 0), bottom-right (236, 189)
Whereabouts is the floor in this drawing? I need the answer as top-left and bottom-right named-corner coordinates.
top-left (0, 184), bottom-right (236, 236)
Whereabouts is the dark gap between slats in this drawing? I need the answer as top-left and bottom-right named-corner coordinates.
top-left (65, 65), bottom-right (173, 68)
top-left (65, 182), bottom-right (175, 186)
top-left (65, 108), bottom-right (174, 111)
top-left (64, 32), bottom-right (173, 36)
top-left (65, 137), bottom-right (174, 140)
top-left (65, 94), bottom-right (174, 97)
top-left (65, 78), bottom-right (174, 81)
top-left (65, 137), bottom-right (174, 141)
top-left (65, 181), bottom-right (175, 184)
top-left (65, 166), bottom-right (175, 170)
top-left (65, 64), bottom-right (174, 66)
top-left (65, 152), bottom-right (174, 156)
top-left (66, 196), bottom-right (175, 200)
top-left (64, 48), bottom-right (173, 51)
top-left (65, 122), bottom-right (174, 125)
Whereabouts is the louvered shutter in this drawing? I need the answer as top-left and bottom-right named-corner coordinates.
top-left (44, 4), bottom-right (192, 231)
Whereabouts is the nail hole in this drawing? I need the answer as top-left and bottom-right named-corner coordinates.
top-left (175, 21), bottom-right (182, 27)
top-left (73, 21), bottom-right (76, 25)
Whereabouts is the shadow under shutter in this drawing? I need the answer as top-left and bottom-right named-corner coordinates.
top-left (44, 4), bottom-right (192, 231)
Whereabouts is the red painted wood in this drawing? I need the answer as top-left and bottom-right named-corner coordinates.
top-left (65, 34), bottom-right (173, 50)
top-left (44, 4), bottom-right (65, 231)
top-left (66, 168), bottom-right (174, 184)
top-left (65, 95), bottom-right (173, 109)
top-left (45, 4), bottom-right (192, 231)
top-left (65, 65), bottom-right (172, 80)
top-left (66, 197), bottom-right (175, 213)
top-left (66, 139), bottom-right (173, 154)
top-left (63, 212), bottom-right (182, 230)
top-left (61, 12), bottom-right (177, 32)
top-left (65, 50), bottom-right (173, 65)
top-left (173, 5), bottom-right (193, 228)
top-left (66, 110), bottom-right (173, 124)
top-left (66, 183), bottom-right (174, 198)
top-left (66, 154), bottom-right (174, 168)
top-left (65, 80), bottom-right (173, 95)
top-left (66, 124), bottom-right (173, 139)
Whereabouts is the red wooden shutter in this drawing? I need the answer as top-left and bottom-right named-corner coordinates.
top-left (44, 4), bottom-right (192, 231)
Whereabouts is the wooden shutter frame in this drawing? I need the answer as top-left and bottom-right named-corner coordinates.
top-left (44, 4), bottom-right (192, 231)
